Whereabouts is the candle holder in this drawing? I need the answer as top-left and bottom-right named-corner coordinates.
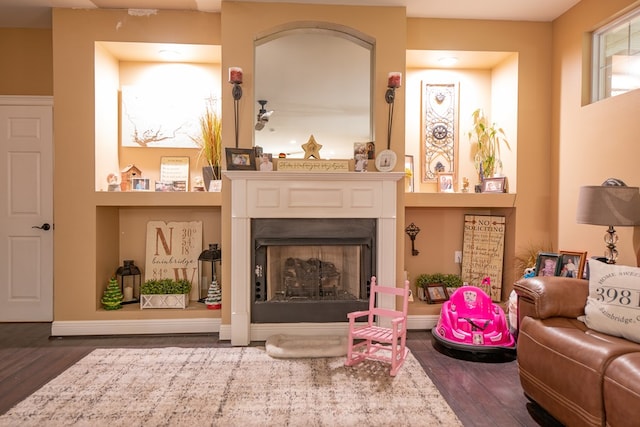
top-left (116, 260), bottom-right (141, 304)
top-left (229, 67), bottom-right (243, 148)
top-left (405, 222), bottom-right (421, 256)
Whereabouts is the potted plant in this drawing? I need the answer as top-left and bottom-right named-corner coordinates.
top-left (416, 273), bottom-right (463, 300)
top-left (467, 108), bottom-right (511, 180)
top-left (140, 278), bottom-right (192, 309)
top-left (191, 97), bottom-right (222, 191)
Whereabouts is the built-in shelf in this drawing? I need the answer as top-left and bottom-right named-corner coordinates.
top-left (404, 192), bottom-right (516, 208)
top-left (94, 191), bottom-right (222, 207)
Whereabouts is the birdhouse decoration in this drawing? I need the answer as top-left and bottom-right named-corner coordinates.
top-left (116, 259), bottom-right (142, 304)
top-left (120, 164), bottom-right (142, 191)
top-left (198, 243), bottom-right (221, 302)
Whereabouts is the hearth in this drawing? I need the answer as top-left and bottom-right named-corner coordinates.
top-left (251, 218), bottom-right (375, 323)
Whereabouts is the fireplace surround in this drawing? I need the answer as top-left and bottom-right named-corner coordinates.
top-left (222, 171), bottom-right (403, 345)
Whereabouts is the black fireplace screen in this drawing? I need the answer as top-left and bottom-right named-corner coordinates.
top-left (251, 218), bottom-right (376, 323)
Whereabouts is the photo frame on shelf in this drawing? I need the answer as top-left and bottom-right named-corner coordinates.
top-left (558, 251), bottom-right (587, 279)
top-left (425, 283), bottom-right (449, 304)
top-left (160, 156), bottom-right (189, 191)
top-left (256, 153), bottom-right (274, 171)
top-left (131, 177), bottom-right (150, 191)
top-left (535, 252), bottom-right (561, 277)
top-left (482, 177), bottom-right (507, 193)
top-left (225, 148), bottom-right (256, 171)
top-left (404, 155), bottom-right (414, 192)
top-left (436, 172), bottom-right (454, 193)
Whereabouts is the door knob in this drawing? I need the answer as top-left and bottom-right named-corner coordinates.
top-left (32, 223), bottom-right (51, 231)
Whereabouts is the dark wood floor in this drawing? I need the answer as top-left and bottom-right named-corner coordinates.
top-left (0, 323), bottom-right (560, 426)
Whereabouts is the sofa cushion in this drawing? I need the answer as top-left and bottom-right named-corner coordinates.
top-left (583, 260), bottom-right (640, 344)
top-left (604, 352), bottom-right (640, 427)
top-left (517, 316), bottom-right (640, 427)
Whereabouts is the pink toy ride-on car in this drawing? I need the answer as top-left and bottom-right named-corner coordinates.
top-left (432, 285), bottom-right (516, 354)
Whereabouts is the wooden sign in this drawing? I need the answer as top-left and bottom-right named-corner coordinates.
top-left (276, 159), bottom-right (350, 172)
top-left (461, 215), bottom-right (505, 302)
top-left (145, 221), bottom-right (202, 301)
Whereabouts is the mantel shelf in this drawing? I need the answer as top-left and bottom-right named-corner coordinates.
top-left (404, 192), bottom-right (516, 208)
top-left (94, 191), bottom-right (222, 207)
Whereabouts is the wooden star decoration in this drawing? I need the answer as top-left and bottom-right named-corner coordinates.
top-left (302, 135), bottom-right (323, 159)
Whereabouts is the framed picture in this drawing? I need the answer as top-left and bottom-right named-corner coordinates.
top-left (482, 177), bottom-right (507, 193)
top-left (131, 177), bottom-right (150, 191)
top-left (257, 153), bottom-right (274, 171)
top-left (160, 156), bottom-right (189, 191)
top-left (437, 172), bottom-right (454, 193)
top-left (225, 148), bottom-right (256, 171)
top-left (558, 251), bottom-right (587, 279)
top-left (535, 252), bottom-right (561, 277)
top-left (425, 283), bottom-right (449, 304)
top-left (354, 142), bottom-right (369, 172)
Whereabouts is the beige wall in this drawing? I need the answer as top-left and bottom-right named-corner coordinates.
top-left (553, 0), bottom-right (640, 267)
top-left (3, 0), bottom-right (635, 325)
top-left (0, 28), bottom-right (52, 95)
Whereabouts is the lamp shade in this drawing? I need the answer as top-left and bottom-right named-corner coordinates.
top-left (576, 185), bottom-right (640, 226)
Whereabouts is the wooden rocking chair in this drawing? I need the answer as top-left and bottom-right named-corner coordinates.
top-left (345, 276), bottom-right (410, 376)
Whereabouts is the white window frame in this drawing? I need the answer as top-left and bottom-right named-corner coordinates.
top-left (592, 7), bottom-right (640, 102)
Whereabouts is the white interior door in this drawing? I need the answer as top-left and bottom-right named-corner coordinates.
top-left (0, 97), bottom-right (53, 321)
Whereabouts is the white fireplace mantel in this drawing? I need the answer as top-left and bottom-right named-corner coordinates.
top-left (222, 171), bottom-right (404, 345)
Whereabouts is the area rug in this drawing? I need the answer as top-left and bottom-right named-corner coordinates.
top-left (265, 334), bottom-right (348, 358)
top-left (0, 347), bottom-right (461, 427)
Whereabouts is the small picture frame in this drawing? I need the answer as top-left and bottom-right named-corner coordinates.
top-left (354, 142), bottom-right (369, 172)
top-left (437, 172), bottom-right (454, 193)
top-left (558, 251), bottom-right (587, 279)
top-left (482, 177), bottom-right (507, 193)
top-left (226, 148), bottom-right (256, 171)
top-left (257, 153), bottom-right (274, 171)
top-left (535, 252), bottom-right (561, 277)
top-left (425, 283), bottom-right (449, 304)
top-left (131, 177), bottom-right (150, 191)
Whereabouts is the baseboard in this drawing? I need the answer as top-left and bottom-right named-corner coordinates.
top-left (51, 314), bottom-right (437, 338)
top-left (51, 318), bottom-right (220, 336)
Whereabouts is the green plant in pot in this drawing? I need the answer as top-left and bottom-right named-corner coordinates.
top-left (191, 97), bottom-right (222, 190)
top-left (141, 278), bottom-right (192, 295)
top-left (467, 108), bottom-right (511, 180)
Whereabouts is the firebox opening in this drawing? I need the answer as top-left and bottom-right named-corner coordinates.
top-left (251, 218), bottom-right (376, 323)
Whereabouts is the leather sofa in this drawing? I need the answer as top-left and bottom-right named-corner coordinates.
top-left (514, 276), bottom-right (640, 427)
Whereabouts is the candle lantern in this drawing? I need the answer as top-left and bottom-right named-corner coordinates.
top-left (198, 243), bottom-right (222, 302)
top-left (116, 260), bottom-right (141, 304)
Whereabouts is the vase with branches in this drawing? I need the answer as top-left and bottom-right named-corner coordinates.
top-left (467, 108), bottom-right (510, 179)
top-left (192, 97), bottom-right (222, 187)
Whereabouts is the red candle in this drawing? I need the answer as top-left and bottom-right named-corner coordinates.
top-left (388, 72), bottom-right (402, 88)
top-left (229, 67), bottom-right (243, 84)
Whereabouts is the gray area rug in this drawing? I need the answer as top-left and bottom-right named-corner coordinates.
top-left (0, 347), bottom-right (461, 427)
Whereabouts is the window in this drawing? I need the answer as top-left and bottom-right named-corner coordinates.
top-left (592, 8), bottom-right (640, 102)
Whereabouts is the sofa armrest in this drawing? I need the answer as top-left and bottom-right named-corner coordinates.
top-left (514, 277), bottom-right (588, 325)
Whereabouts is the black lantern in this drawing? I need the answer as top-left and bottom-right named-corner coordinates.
top-left (116, 260), bottom-right (141, 304)
top-left (198, 243), bottom-right (222, 302)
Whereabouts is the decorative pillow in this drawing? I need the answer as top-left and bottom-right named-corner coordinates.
top-left (583, 259), bottom-right (640, 344)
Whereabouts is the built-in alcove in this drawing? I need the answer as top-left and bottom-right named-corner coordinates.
top-left (405, 50), bottom-right (519, 194)
top-left (94, 41), bottom-right (222, 192)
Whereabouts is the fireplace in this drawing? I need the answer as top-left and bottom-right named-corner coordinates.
top-left (251, 218), bottom-right (376, 323)
top-left (223, 171), bottom-right (403, 345)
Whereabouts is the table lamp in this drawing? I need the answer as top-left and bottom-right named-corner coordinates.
top-left (576, 179), bottom-right (640, 264)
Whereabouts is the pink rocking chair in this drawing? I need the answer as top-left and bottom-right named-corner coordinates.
top-left (345, 276), bottom-right (410, 376)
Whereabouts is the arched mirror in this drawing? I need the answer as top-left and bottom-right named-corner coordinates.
top-left (254, 26), bottom-right (374, 159)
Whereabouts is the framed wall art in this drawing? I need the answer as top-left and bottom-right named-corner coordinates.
top-left (482, 177), bottom-right (507, 193)
top-left (421, 82), bottom-right (459, 183)
top-left (558, 251), bottom-right (587, 279)
top-left (226, 148), bottom-right (256, 170)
